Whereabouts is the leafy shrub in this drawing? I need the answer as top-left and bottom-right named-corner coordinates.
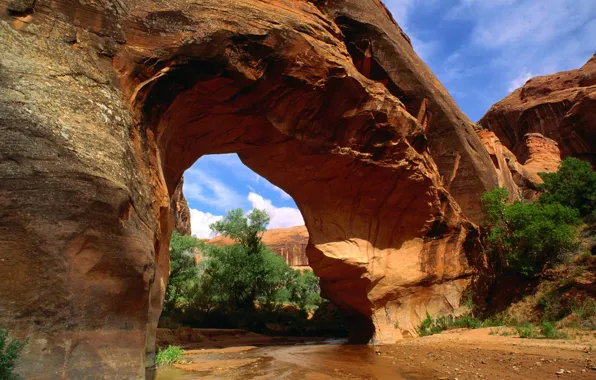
top-left (0, 328), bottom-right (28, 380)
top-left (537, 291), bottom-right (567, 321)
top-left (515, 322), bottom-right (539, 338)
top-left (417, 312), bottom-right (483, 337)
top-left (155, 346), bottom-right (184, 367)
top-left (570, 298), bottom-right (596, 329)
top-left (417, 312), bottom-right (434, 337)
top-left (538, 157), bottom-right (596, 217)
top-left (540, 321), bottom-right (567, 339)
top-left (481, 187), bottom-right (580, 276)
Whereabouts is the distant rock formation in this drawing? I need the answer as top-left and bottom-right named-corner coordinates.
top-left (476, 129), bottom-right (561, 200)
top-left (479, 53), bottom-right (596, 169)
top-left (208, 226), bottom-right (310, 269)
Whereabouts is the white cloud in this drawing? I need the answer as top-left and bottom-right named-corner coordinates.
top-left (183, 168), bottom-right (243, 211)
top-left (189, 209), bottom-right (223, 238)
top-left (441, 0), bottom-right (596, 101)
top-left (507, 69), bottom-right (533, 92)
top-left (268, 183), bottom-right (291, 200)
top-left (248, 192), bottom-right (304, 229)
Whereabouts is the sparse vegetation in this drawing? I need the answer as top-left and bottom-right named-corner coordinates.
top-left (0, 328), bottom-right (28, 380)
top-left (515, 321), bottom-right (539, 339)
top-left (417, 312), bottom-right (484, 337)
top-left (155, 346), bottom-right (184, 367)
top-left (540, 320), bottom-right (568, 339)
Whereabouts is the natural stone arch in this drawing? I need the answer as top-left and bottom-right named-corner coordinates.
top-left (1, 0), bottom-right (498, 378)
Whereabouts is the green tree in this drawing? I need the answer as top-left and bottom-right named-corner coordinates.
top-left (0, 328), bottom-right (28, 380)
top-left (539, 157), bottom-right (596, 217)
top-left (200, 243), bottom-right (293, 309)
top-left (481, 187), bottom-right (580, 276)
top-left (288, 270), bottom-right (323, 310)
top-left (163, 232), bottom-right (199, 315)
top-left (210, 208), bottom-right (270, 253)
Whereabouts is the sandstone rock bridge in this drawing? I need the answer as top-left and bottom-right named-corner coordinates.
top-left (0, 0), bottom-right (500, 377)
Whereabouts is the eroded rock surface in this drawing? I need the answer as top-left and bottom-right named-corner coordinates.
top-left (476, 129), bottom-right (561, 200)
top-left (209, 226), bottom-right (310, 269)
top-left (171, 177), bottom-right (191, 236)
top-left (479, 53), bottom-right (596, 168)
top-left (0, 0), bottom-right (498, 377)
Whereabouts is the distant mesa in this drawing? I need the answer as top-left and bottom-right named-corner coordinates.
top-left (207, 226), bottom-right (310, 270)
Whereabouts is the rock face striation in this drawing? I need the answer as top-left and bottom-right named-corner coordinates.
top-left (170, 177), bottom-right (191, 236)
top-left (479, 54), bottom-right (596, 168)
top-left (0, 0), bottom-right (500, 378)
top-left (208, 226), bottom-right (310, 269)
top-left (476, 129), bottom-right (561, 200)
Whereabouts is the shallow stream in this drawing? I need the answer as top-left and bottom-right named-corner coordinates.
top-left (156, 340), bottom-right (433, 379)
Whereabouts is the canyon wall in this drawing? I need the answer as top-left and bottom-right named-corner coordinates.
top-left (479, 54), bottom-right (596, 169)
top-left (171, 177), bottom-right (191, 236)
top-left (208, 226), bottom-right (310, 269)
top-left (1, 0), bottom-right (500, 378)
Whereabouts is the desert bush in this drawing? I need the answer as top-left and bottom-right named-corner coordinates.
top-left (538, 157), bottom-right (596, 217)
top-left (417, 312), bottom-right (434, 337)
top-left (537, 291), bottom-right (567, 321)
top-left (155, 346), bottom-right (184, 367)
top-left (0, 328), bottom-right (28, 380)
top-left (417, 312), bottom-right (483, 337)
top-left (570, 298), bottom-right (596, 329)
top-left (515, 321), bottom-right (539, 338)
top-left (481, 187), bottom-right (580, 276)
top-left (540, 321), bottom-right (567, 339)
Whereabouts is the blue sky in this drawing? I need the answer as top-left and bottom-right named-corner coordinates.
top-left (184, 0), bottom-right (596, 237)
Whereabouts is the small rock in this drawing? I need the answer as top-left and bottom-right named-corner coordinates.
top-left (555, 368), bottom-right (565, 375)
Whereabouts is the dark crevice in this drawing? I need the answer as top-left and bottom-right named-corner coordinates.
top-left (7, 0), bottom-right (36, 15)
top-left (334, 16), bottom-right (417, 115)
top-left (334, 16), bottom-right (429, 153)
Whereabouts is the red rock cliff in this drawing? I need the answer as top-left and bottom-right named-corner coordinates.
top-left (171, 177), bottom-right (191, 235)
top-left (208, 226), bottom-right (310, 269)
top-left (479, 54), bottom-right (596, 168)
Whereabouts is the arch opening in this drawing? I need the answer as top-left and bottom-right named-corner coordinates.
top-left (160, 153), bottom-right (351, 339)
top-left (134, 39), bottom-right (473, 365)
